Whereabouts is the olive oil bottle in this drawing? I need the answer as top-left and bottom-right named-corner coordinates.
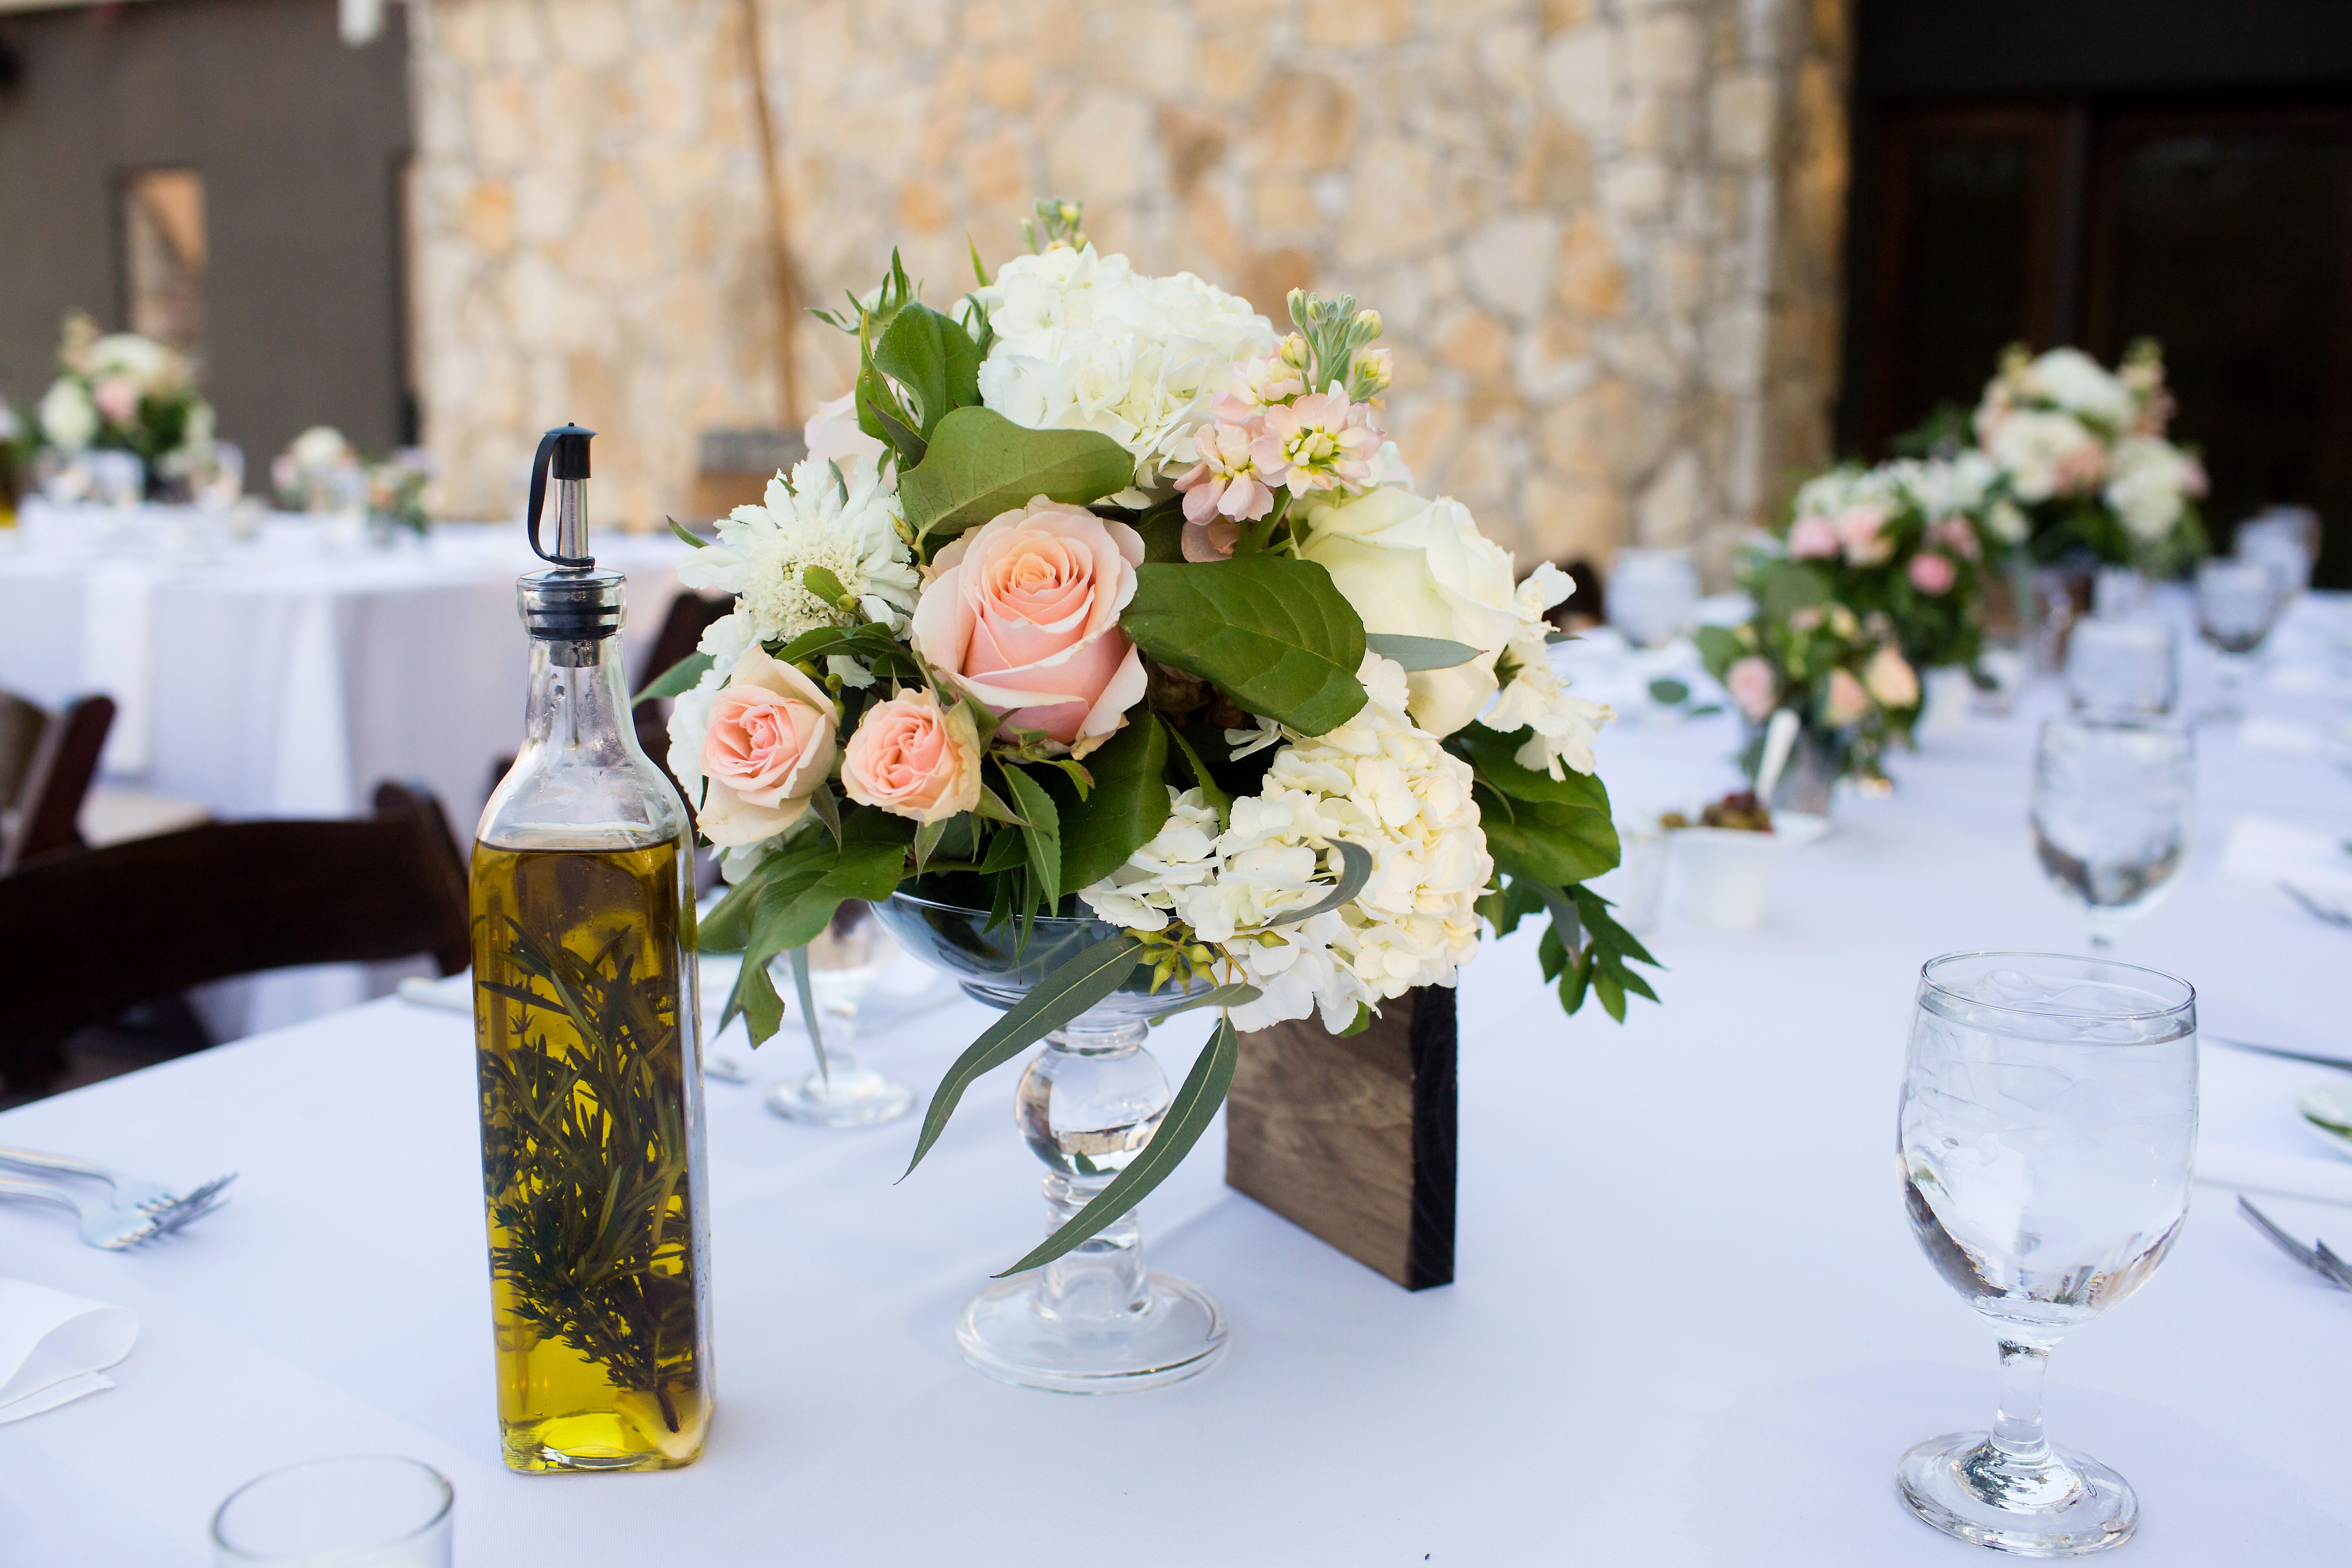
top-left (471, 425), bottom-right (711, 1472)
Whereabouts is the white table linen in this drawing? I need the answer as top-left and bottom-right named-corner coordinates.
top-left (0, 1278), bottom-right (137, 1425)
top-left (3, 607), bottom-right (2351, 1563)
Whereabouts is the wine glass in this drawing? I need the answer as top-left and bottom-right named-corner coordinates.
top-left (1605, 547), bottom-right (1700, 651)
top-left (763, 900), bottom-right (914, 1127)
top-left (2064, 619), bottom-right (2175, 721)
top-left (2029, 718), bottom-right (2193, 952)
top-left (1897, 951), bottom-right (2196, 1556)
top-left (2194, 558), bottom-right (2282, 718)
top-left (212, 1455), bottom-right (452, 1566)
top-left (2235, 509), bottom-right (2317, 603)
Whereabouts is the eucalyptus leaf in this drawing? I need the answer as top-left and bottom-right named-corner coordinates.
top-left (901, 933), bottom-right (1147, 1177)
top-left (787, 945), bottom-right (826, 1082)
top-left (1145, 983), bottom-right (1263, 1023)
top-left (1122, 555), bottom-right (1366, 735)
top-left (1042, 714), bottom-right (1169, 895)
top-left (666, 516), bottom-right (710, 548)
top-left (1363, 633), bottom-right (1482, 671)
top-left (897, 407), bottom-right (1134, 541)
top-left (1159, 717), bottom-right (1232, 824)
top-left (994, 1016), bottom-right (1237, 1276)
top-left (999, 765), bottom-right (1062, 911)
top-left (633, 651), bottom-right (712, 708)
top-left (1268, 839), bottom-right (1374, 926)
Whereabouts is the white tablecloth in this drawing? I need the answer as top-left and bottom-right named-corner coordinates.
top-left (3, 606), bottom-right (2350, 1564)
top-left (0, 502), bottom-right (691, 826)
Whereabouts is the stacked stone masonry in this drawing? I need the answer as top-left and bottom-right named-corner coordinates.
top-left (412, 0), bottom-right (1850, 581)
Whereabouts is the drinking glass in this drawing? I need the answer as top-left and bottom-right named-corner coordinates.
top-left (2236, 509), bottom-right (2317, 602)
top-left (2064, 620), bottom-right (2175, 721)
top-left (89, 450), bottom-right (145, 510)
top-left (2089, 566), bottom-right (2147, 621)
top-left (212, 1455), bottom-right (452, 1566)
top-left (196, 442), bottom-right (246, 512)
top-left (2029, 718), bottom-right (2193, 951)
top-left (2194, 558), bottom-right (2281, 718)
top-left (764, 900), bottom-right (914, 1127)
top-left (1605, 547), bottom-right (1700, 650)
top-left (1897, 952), bottom-right (2196, 1556)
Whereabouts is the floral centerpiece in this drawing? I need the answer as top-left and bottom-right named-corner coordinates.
top-left (274, 425), bottom-right (432, 535)
top-left (650, 202), bottom-right (1654, 1273)
top-left (1696, 584), bottom-right (1921, 799)
top-left (1971, 341), bottom-right (2207, 576)
top-left (33, 311), bottom-right (214, 493)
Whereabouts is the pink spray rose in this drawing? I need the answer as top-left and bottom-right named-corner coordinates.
top-left (92, 376), bottom-right (140, 428)
top-left (841, 688), bottom-right (982, 823)
top-left (1787, 515), bottom-right (1842, 559)
top-left (1835, 505), bottom-right (1895, 566)
top-left (1726, 656), bottom-right (1778, 721)
top-left (1822, 666), bottom-right (1872, 728)
top-left (909, 498), bottom-right (1148, 756)
top-left (696, 646), bottom-right (840, 847)
top-left (1926, 514), bottom-right (1980, 560)
top-left (1907, 552), bottom-right (1958, 596)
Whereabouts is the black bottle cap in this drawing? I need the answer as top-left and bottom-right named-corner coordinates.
top-left (526, 422), bottom-right (596, 570)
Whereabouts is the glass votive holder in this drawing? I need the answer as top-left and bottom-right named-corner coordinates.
top-left (2066, 618), bottom-right (2176, 720)
top-left (212, 1455), bottom-right (452, 1567)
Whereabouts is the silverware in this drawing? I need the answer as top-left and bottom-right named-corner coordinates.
top-left (2237, 1195), bottom-right (2352, 1290)
top-left (0, 1175), bottom-right (184, 1250)
top-left (2282, 881), bottom-right (2352, 929)
top-left (0, 1146), bottom-right (236, 1232)
top-left (2207, 1036), bottom-right (2352, 1074)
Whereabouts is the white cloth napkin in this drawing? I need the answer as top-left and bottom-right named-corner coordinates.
top-left (0, 1278), bottom-right (138, 1423)
top-left (2196, 1036), bottom-right (2352, 1207)
top-left (2219, 814), bottom-right (2352, 902)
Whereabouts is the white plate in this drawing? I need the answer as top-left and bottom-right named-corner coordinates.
top-left (2296, 1081), bottom-right (2352, 1160)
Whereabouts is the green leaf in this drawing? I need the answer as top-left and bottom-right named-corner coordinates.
top-left (1363, 633), bottom-right (1481, 671)
top-left (977, 824), bottom-right (1028, 873)
top-left (999, 765), bottom-right (1062, 911)
top-left (1480, 875), bottom-right (1546, 938)
top-left (666, 516), bottom-right (710, 548)
top-left (1160, 717), bottom-right (1231, 824)
top-left (995, 1016), bottom-right (1237, 1276)
top-left (1122, 555), bottom-right (1366, 735)
top-left (1483, 798), bottom-right (1620, 888)
top-left (896, 407), bottom-right (1134, 541)
top-left (902, 933), bottom-right (1147, 1177)
top-left (1757, 559), bottom-right (1832, 621)
top-left (1647, 677), bottom-right (1691, 706)
top-left (1146, 983), bottom-right (1263, 1023)
top-left (1267, 839), bottom-right (1374, 926)
top-left (1452, 723), bottom-right (1610, 806)
top-left (633, 651), bottom-right (712, 707)
top-left (801, 564), bottom-right (853, 610)
top-left (1693, 624), bottom-right (1746, 680)
top-left (873, 302), bottom-right (984, 440)
top-left (804, 777), bottom-right (843, 848)
top-left (913, 815), bottom-right (949, 874)
top-left (1041, 715), bottom-right (1169, 895)
top-left (786, 945), bottom-right (827, 1081)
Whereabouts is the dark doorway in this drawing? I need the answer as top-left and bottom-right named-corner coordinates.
top-left (0, 0), bottom-right (412, 464)
top-left (1844, 2), bottom-right (2352, 584)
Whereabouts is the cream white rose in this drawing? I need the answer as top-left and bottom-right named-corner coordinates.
top-left (1296, 487), bottom-right (1522, 737)
top-left (38, 379), bottom-right (96, 451)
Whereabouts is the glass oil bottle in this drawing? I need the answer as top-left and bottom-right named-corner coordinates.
top-left (470, 424), bottom-right (712, 1471)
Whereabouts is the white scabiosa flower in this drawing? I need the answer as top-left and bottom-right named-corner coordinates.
top-left (973, 245), bottom-right (1277, 492)
top-left (677, 457), bottom-right (919, 644)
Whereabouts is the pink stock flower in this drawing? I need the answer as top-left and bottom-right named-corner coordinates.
top-left (1174, 419), bottom-right (1276, 527)
top-left (1725, 656), bottom-right (1778, 721)
top-left (1787, 515), bottom-right (1842, 559)
top-left (1251, 389), bottom-right (1383, 497)
top-left (1836, 505), bottom-right (1895, 567)
top-left (908, 499), bottom-right (1148, 756)
top-left (1211, 349), bottom-right (1307, 424)
top-left (1180, 520), bottom-right (1240, 561)
top-left (1927, 515), bottom-right (1980, 560)
top-left (1822, 667), bottom-right (1871, 728)
top-left (1907, 552), bottom-right (1958, 596)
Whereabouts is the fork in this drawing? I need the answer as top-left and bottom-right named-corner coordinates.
top-left (0, 1174), bottom-right (172, 1250)
top-left (2281, 882), bottom-right (2352, 929)
top-left (2236, 1195), bottom-right (2352, 1289)
top-left (0, 1146), bottom-right (236, 1230)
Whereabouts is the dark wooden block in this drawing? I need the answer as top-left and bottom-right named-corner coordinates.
top-left (1223, 986), bottom-right (1456, 1290)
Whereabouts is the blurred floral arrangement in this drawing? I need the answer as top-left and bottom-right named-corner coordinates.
top-left (647, 199), bottom-right (1655, 1270)
top-left (33, 311), bottom-right (215, 491)
top-left (1971, 341), bottom-right (2207, 576)
top-left (274, 425), bottom-right (432, 534)
top-left (1695, 589), bottom-right (1921, 791)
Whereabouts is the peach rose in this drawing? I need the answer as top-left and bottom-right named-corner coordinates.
top-left (696, 646), bottom-right (839, 847)
top-left (841, 688), bottom-right (982, 823)
top-left (1836, 505), bottom-right (1894, 566)
top-left (909, 498), bottom-right (1147, 756)
top-left (1822, 666), bottom-right (1871, 728)
top-left (1863, 644), bottom-right (1920, 710)
top-left (1725, 656), bottom-right (1778, 721)
top-left (1907, 552), bottom-right (1957, 596)
top-left (1787, 516), bottom-right (1841, 560)
top-left (92, 376), bottom-right (140, 427)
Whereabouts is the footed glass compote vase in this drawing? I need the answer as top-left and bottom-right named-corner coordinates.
top-left (875, 889), bottom-right (1229, 1394)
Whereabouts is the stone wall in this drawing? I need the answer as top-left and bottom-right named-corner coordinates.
top-left (411, 0), bottom-right (1851, 577)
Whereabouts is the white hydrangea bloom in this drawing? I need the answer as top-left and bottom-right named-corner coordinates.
top-left (677, 457), bottom-right (919, 644)
top-left (2022, 347), bottom-right (2134, 429)
top-left (1790, 463), bottom-right (1901, 521)
top-left (2103, 435), bottom-right (2201, 543)
top-left (1080, 654), bottom-right (1493, 1033)
top-left (37, 379), bottom-right (96, 450)
top-left (1985, 408), bottom-right (2103, 503)
top-left (973, 245), bottom-right (1278, 492)
top-left (1880, 451), bottom-right (1997, 518)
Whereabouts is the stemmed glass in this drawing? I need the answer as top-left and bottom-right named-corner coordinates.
top-left (2030, 718), bottom-right (2193, 951)
top-left (2194, 558), bottom-right (2282, 719)
top-left (763, 900), bottom-right (915, 1127)
top-left (1606, 547), bottom-right (1700, 651)
top-left (2064, 620), bottom-right (2175, 721)
top-left (1897, 951), bottom-right (2197, 1556)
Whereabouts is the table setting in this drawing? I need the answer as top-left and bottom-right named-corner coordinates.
top-left (5, 211), bottom-right (2352, 1566)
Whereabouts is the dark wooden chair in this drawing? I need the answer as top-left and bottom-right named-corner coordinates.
top-left (0, 691), bottom-right (117, 874)
top-left (0, 781), bottom-right (469, 1096)
top-left (632, 589), bottom-right (733, 768)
